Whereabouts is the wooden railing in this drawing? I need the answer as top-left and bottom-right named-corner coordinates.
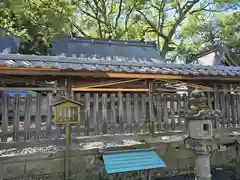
top-left (1, 86), bottom-right (240, 142)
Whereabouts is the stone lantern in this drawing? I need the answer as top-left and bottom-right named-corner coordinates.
top-left (184, 89), bottom-right (220, 180)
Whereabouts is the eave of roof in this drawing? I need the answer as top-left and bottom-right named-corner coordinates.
top-left (0, 53), bottom-right (240, 81)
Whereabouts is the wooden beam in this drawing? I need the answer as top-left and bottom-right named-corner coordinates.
top-left (1, 67), bottom-right (240, 81)
top-left (105, 72), bottom-right (240, 81)
top-left (76, 79), bottom-right (141, 88)
top-left (72, 88), bottom-right (149, 92)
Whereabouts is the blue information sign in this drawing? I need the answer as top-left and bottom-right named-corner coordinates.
top-left (4, 90), bottom-right (29, 97)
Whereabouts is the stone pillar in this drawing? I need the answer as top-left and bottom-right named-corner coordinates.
top-left (195, 153), bottom-right (211, 180)
top-left (236, 141), bottom-right (240, 179)
top-left (184, 89), bottom-right (220, 180)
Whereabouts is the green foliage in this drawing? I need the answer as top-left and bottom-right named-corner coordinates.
top-left (0, 0), bottom-right (239, 60)
top-left (0, 0), bottom-right (76, 54)
top-left (219, 13), bottom-right (240, 47)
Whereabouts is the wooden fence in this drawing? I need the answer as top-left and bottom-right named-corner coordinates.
top-left (1, 87), bottom-right (240, 142)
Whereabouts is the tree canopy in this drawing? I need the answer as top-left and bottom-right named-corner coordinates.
top-left (0, 0), bottom-right (239, 62)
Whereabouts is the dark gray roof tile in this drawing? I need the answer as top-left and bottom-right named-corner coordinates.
top-left (211, 70), bottom-right (219, 76)
top-left (30, 61), bottom-right (45, 68)
top-left (107, 65), bottom-right (123, 72)
top-left (130, 66), bottom-right (143, 73)
top-left (198, 69), bottom-right (209, 75)
top-left (0, 36), bottom-right (20, 53)
top-left (226, 70), bottom-right (236, 76)
top-left (187, 69), bottom-right (200, 76)
top-left (0, 53), bottom-right (240, 78)
top-left (119, 66), bottom-right (135, 73)
top-left (51, 37), bottom-right (164, 63)
top-left (95, 64), bottom-right (110, 71)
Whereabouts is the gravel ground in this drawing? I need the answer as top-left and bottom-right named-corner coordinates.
top-left (0, 145), bottom-right (62, 157)
top-left (160, 135), bottom-right (186, 142)
top-left (0, 140), bottom-right (143, 157)
top-left (78, 140), bottom-right (142, 150)
top-left (0, 134), bottom-right (188, 157)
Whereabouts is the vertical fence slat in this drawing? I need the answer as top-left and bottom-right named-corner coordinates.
top-left (231, 94), bottom-right (237, 127)
top-left (102, 93), bottom-right (108, 134)
top-left (176, 94), bottom-right (181, 129)
top-left (134, 93), bottom-right (140, 133)
top-left (207, 92), bottom-right (212, 108)
top-left (141, 93), bottom-right (147, 133)
top-left (163, 94), bottom-right (169, 130)
top-left (110, 93), bottom-right (116, 134)
top-left (156, 92), bottom-right (163, 131)
top-left (35, 93), bottom-right (41, 140)
top-left (84, 93), bottom-right (90, 136)
top-left (183, 93), bottom-right (188, 130)
top-left (13, 95), bottom-right (20, 141)
top-left (126, 93), bottom-right (132, 133)
top-left (170, 95), bottom-right (175, 130)
top-left (225, 92), bottom-right (231, 127)
top-left (219, 91), bottom-right (226, 127)
top-left (148, 84), bottom-right (154, 135)
top-left (118, 92), bottom-right (124, 133)
top-left (46, 92), bottom-right (54, 139)
top-left (93, 93), bottom-right (99, 135)
top-left (237, 94), bottom-right (240, 125)
top-left (75, 92), bottom-right (82, 136)
top-left (1, 94), bottom-right (8, 142)
top-left (214, 85), bottom-right (220, 110)
top-left (24, 94), bottom-right (31, 141)
top-left (214, 85), bottom-right (220, 129)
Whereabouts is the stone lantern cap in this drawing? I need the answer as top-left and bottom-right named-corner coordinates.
top-left (186, 88), bottom-right (221, 120)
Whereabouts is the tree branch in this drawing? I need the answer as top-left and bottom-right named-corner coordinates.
top-left (115, 0), bottom-right (123, 28)
top-left (80, 9), bottom-right (105, 24)
top-left (68, 19), bottom-right (89, 37)
top-left (190, 3), bottom-right (238, 14)
top-left (108, 0), bottom-right (115, 15)
top-left (189, 2), bottom-right (212, 14)
top-left (161, 0), bottom-right (200, 57)
top-left (152, 0), bottom-right (167, 33)
top-left (90, 0), bottom-right (103, 38)
top-left (39, 0), bottom-right (88, 37)
top-left (115, 2), bottom-right (139, 39)
top-left (138, 10), bottom-right (168, 41)
top-left (92, 0), bottom-right (108, 27)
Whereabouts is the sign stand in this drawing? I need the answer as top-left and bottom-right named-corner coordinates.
top-left (65, 124), bottom-right (71, 180)
top-left (52, 97), bottom-right (82, 180)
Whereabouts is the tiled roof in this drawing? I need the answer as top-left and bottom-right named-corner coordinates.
top-left (51, 37), bottom-right (163, 63)
top-left (0, 36), bottom-right (20, 54)
top-left (0, 53), bottom-right (240, 77)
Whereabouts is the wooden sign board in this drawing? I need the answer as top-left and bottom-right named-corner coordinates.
top-left (52, 98), bottom-right (82, 125)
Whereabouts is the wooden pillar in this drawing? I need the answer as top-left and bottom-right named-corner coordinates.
top-left (148, 81), bottom-right (154, 136)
